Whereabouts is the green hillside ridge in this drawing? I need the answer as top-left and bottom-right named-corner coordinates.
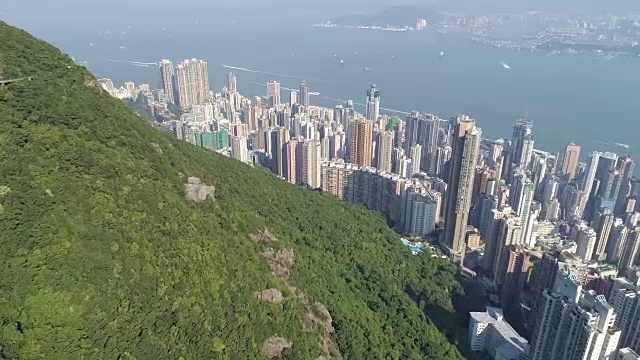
top-left (0, 21), bottom-right (466, 359)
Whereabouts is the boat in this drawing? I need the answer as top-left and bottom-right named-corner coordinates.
top-left (363, 66), bottom-right (370, 71)
top-left (439, 51), bottom-right (445, 58)
top-left (614, 143), bottom-right (630, 149)
top-left (340, 59), bottom-right (344, 64)
top-left (500, 61), bottom-right (511, 69)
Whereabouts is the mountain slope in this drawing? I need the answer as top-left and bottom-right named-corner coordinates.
top-left (0, 21), bottom-right (464, 360)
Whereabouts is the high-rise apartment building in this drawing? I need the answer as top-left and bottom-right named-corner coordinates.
top-left (511, 119), bottom-right (533, 170)
top-left (499, 244), bottom-right (530, 312)
top-left (468, 307), bottom-right (529, 359)
top-left (227, 72), bottom-right (237, 93)
top-left (410, 144), bottom-right (422, 175)
top-left (530, 276), bottom-right (620, 360)
top-left (365, 84), bottom-right (380, 122)
top-left (230, 135), bottom-right (249, 163)
top-left (609, 278), bottom-right (640, 354)
top-left (615, 156), bottom-right (636, 215)
top-left (404, 112), bottom-right (440, 175)
top-left (299, 81), bottom-right (309, 107)
top-left (377, 130), bottom-right (394, 173)
top-left (269, 127), bottom-right (289, 178)
top-left (561, 142), bottom-right (581, 180)
top-left (592, 208), bottom-right (615, 260)
top-left (284, 139), bottom-right (298, 184)
top-left (267, 80), bottom-right (281, 108)
top-left (349, 118), bottom-right (373, 167)
top-left (510, 169), bottom-right (534, 244)
top-left (402, 188), bottom-right (440, 236)
top-left (442, 115), bottom-right (482, 261)
top-left (159, 59), bottom-right (175, 104)
top-left (492, 215), bottom-right (523, 282)
top-left (175, 58), bottom-right (209, 110)
top-left (300, 139), bottom-right (321, 189)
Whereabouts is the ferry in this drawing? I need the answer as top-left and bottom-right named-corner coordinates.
top-left (614, 143), bottom-right (630, 149)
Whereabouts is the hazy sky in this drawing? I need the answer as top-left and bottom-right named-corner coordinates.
top-left (2, 0), bottom-right (639, 48)
top-left (3, 0), bottom-right (639, 36)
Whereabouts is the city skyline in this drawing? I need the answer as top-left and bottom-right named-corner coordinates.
top-left (101, 54), bottom-right (640, 360)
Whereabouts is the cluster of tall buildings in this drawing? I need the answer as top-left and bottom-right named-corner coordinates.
top-left (105, 58), bottom-right (640, 360)
top-left (159, 58), bottom-right (210, 111)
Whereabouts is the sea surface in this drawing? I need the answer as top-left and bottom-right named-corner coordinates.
top-left (3, 0), bottom-right (640, 163)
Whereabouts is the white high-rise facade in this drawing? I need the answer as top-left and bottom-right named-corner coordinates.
top-left (402, 188), bottom-right (440, 236)
top-left (175, 58), bottom-right (209, 110)
top-left (530, 275), bottom-right (621, 360)
top-left (159, 59), bottom-right (175, 104)
top-left (365, 84), bottom-right (380, 122)
top-left (442, 115), bottom-right (482, 261)
top-left (230, 135), bottom-right (249, 163)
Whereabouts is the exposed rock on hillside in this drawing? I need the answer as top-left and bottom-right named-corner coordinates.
top-left (185, 176), bottom-right (215, 202)
top-left (256, 288), bottom-right (284, 304)
top-left (262, 336), bottom-right (292, 358)
top-left (262, 248), bottom-right (295, 281)
top-left (250, 228), bottom-right (278, 243)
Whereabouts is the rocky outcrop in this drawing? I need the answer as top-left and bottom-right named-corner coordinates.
top-left (255, 242), bottom-right (340, 358)
top-left (262, 248), bottom-right (294, 281)
top-left (256, 288), bottom-right (284, 304)
top-left (151, 142), bottom-right (163, 154)
top-left (184, 177), bottom-right (215, 202)
top-left (262, 336), bottom-right (292, 358)
top-left (250, 228), bottom-right (278, 243)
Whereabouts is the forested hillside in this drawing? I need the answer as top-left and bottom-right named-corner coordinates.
top-left (0, 21), bottom-right (465, 359)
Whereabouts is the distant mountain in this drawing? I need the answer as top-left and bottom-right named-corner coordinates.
top-left (0, 21), bottom-right (466, 359)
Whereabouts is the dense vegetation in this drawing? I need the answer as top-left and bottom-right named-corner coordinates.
top-left (0, 21), bottom-right (466, 359)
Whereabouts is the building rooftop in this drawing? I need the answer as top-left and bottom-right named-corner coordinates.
top-left (470, 307), bottom-right (527, 344)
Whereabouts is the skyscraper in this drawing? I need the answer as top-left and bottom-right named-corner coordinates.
top-left (614, 155), bottom-right (636, 216)
top-left (410, 144), bottom-right (422, 176)
top-left (159, 59), bottom-right (175, 104)
top-left (609, 278), bottom-right (640, 354)
top-left (511, 119), bottom-right (533, 169)
top-left (267, 80), bottom-right (281, 108)
top-left (227, 72), bottom-right (237, 93)
top-left (230, 135), bottom-right (248, 163)
top-left (493, 215), bottom-right (523, 282)
top-left (510, 169), bottom-right (534, 244)
top-left (175, 58), bottom-right (209, 110)
top-left (299, 80), bottom-right (309, 107)
top-left (561, 142), bottom-right (581, 180)
top-left (365, 84), bottom-right (380, 122)
top-left (300, 139), bottom-right (321, 188)
top-left (289, 90), bottom-right (298, 106)
top-left (404, 112), bottom-right (439, 175)
top-left (284, 140), bottom-right (298, 184)
top-left (442, 115), bottom-right (482, 260)
top-left (530, 279), bottom-right (620, 360)
top-left (377, 130), bottom-right (394, 173)
top-left (270, 127), bottom-right (289, 178)
top-left (499, 244), bottom-right (530, 312)
top-left (349, 118), bottom-right (373, 167)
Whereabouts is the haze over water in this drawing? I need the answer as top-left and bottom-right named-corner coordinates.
top-left (4, 0), bottom-right (640, 164)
